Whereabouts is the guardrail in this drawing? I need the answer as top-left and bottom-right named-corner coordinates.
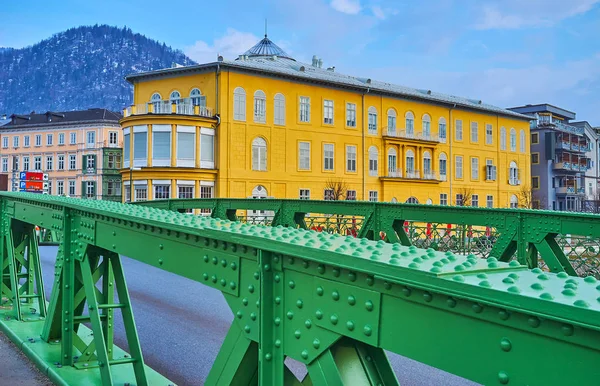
top-left (1, 192), bottom-right (599, 386)
top-left (136, 198), bottom-right (600, 278)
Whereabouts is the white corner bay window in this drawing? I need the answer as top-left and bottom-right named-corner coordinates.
top-left (152, 124), bottom-right (171, 167)
top-left (177, 125), bottom-right (195, 167)
top-left (200, 127), bottom-right (215, 169)
top-left (133, 125), bottom-right (148, 167)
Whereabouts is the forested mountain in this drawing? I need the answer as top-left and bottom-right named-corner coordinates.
top-left (0, 25), bottom-right (196, 115)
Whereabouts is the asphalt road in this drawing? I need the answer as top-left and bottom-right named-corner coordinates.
top-left (32, 246), bottom-right (478, 386)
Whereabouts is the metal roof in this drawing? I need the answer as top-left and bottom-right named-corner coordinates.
top-left (125, 41), bottom-right (533, 121)
top-left (1, 108), bottom-right (121, 129)
top-left (243, 36), bottom-right (293, 60)
top-left (508, 104), bottom-right (576, 121)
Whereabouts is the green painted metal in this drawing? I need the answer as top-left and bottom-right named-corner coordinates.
top-left (1, 192), bottom-right (600, 385)
top-left (138, 198), bottom-right (600, 277)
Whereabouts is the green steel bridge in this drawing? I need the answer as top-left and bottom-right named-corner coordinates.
top-left (1, 192), bottom-right (599, 385)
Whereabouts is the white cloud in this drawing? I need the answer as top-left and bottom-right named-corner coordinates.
top-left (475, 0), bottom-right (600, 30)
top-left (371, 6), bottom-right (386, 20)
top-left (330, 0), bottom-right (361, 15)
top-left (184, 28), bottom-right (260, 63)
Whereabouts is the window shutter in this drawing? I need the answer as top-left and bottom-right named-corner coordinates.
top-left (92, 181), bottom-right (96, 198)
top-left (82, 155), bottom-right (87, 174)
top-left (492, 166), bottom-right (497, 180)
top-left (92, 155), bottom-right (97, 172)
top-left (81, 181), bottom-right (85, 198)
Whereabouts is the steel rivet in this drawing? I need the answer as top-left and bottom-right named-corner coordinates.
top-left (500, 338), bottom-right (511, 352)
top-left (330, 314), bottom-right (338, 325)
top-left (332, 291), bottom-right (340, 301)
top-left (347, 295), bottom-right (356, 306)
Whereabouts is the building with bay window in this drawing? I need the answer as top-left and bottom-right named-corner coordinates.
top-left (120, 35), bottom-right (531, 207)
top-left (0, 109), bottom-right (122, 200)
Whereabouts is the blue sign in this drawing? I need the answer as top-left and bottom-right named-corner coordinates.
top-left (19, 181), bottom-right (26, 189)
top-left (19, 172), bottom-right (26, 180)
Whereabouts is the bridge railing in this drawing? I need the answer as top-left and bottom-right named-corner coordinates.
top-left (2, 192), bottom-right (600, 386)
top-left (135, 198), bottom-right (600, 278)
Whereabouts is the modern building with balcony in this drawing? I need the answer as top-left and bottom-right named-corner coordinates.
top-left (120, 34), bottom-right (532, 207)
top-left (509, 104), bottom-right (597, 211)
top-left (0, 109), bottom-right (122, 200)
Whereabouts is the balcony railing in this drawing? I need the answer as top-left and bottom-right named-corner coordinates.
top-left (405, 170), bottom-right (421, 179)
top-left (439, 174), bottom-right (447, 181)
top-left (423, 171), bottom-right (438, 180)
top-left (386, 171), bottom-right (402, 178)
top-left (383, 128), bottom-right (440, 143)
top-left (556, 187), bottom-right (575, 194)
top-left (124, 98), bottom-right (214, 118)
top-left (534, 120), bottom-right (585, 135)
top-left (102, 140), bottom-right (122, 148)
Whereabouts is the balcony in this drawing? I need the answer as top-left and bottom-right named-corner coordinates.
top-left (383, 128), bottom-right (440, 143)
top-left (405, 170), bottom-right (421, 179)
top-left (123, 98), bottom-right (214, 118)
top-left (534, 120), bottom-right (584, 135)
top-left (386, 171), bottom-right (402, 178)
top-left (553, 162), bottom-right (579, 172)
top-left (555, 141), bottom-right (589, 153)
top-left (102, 140), bottom-right (122, 148)
top-left (556, 187), bottom-right (586, 195)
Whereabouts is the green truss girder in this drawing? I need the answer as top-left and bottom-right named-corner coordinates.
top-left (1, 192), bottom-right (600, 385)
top-left (137, 197), bottom-right (600, 276)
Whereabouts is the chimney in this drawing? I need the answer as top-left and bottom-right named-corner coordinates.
top-left (318, 58), bottom-right (323, 68)
top-left (312, 55), bottom-right (318, 67)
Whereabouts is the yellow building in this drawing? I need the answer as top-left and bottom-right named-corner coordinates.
top-left (120, 36), bottom-right (531, 207)
top-left (1, 109), bottom-right (123, 200)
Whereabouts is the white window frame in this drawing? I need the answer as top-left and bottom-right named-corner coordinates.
top-left (13, 136), bottom-right (19, 148)
top-left (455, 120), bottom-right (463, 141)
top-left (368, 107), bottom-right (377, 134)
top-left (70, 132), bottom-right (77, 145)
top-left (472, 194), bottom-right (479, 207)
top-left (368, 146), bottom-right (378, 176)
top-left (500, 127), bottom-right (507, 150)
top-left (299, 141), bottom-right (311, 170)
top-left (510, 128), bottom-right (517, 152)
top-left (299, 96), bottom-right (310, 122)
top-left (176, 125), bottom-right (195, 167)
top-left (234, 87), bottom-right (246, 121)
top-left (58, 155), bottom-right (65, 170)
top-left (323, 143), bottom-right (334, 171)
top-left (470, 121), bottom-right (478, 143)
top-left (368, 191), bottom-right (378, 202)
top-left (133, 125), bottom-right (148, 168)
top-left (252, 137), bottom-right (267, 171)
top-left (274, 93), bottom-right (285, 126)
top-left (47, 134), bottom-right (53, 146)
top-left (346, 145), bottom-right (356, 172)
top-left (58, 133), bottom-right (65, 145)
top-left (323, 99), bottom-right (334, 125)
top-left (152, 124), bottom-right (171, 167)
top-left (440, 193), bottom-right (448, 205)
top-left (299, 189), bottom-right (310, 200)
top-left (438, 118), bottom-right (447, 143)
top-left (253, 90), bottom-right (266, 123)
top-left (487, 195), bottom-right (494, 208)
top-left (471, 157), bottom-right (479, 180)
top-left (24, 135), bottom-right (30, 147)
top-left (200, 127), bottom-right (215, 169)
top-left (485, 124), bottom-right (493, 145)
top-left (69, 154), bottom-right (76, 170)
top-left (346, 103), bottom-right (356, 127)
top-left (455, 155), bottom-right (463, 179)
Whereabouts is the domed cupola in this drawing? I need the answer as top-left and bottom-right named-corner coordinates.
top-left (241, 35), bottom-right (295, 61)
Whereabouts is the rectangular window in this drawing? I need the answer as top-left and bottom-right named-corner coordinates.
top-left (456, 194), bottom-right (464, 206)
top-left (106, 181), bottom-right (121, 196)
top-left (274, 95), bottom-right (285, 125)
top-left (455, 156), bottom-right (463, 179)
top-left (178, 186), bottom-right (194, 199)
top-left (299, 96), bottom-right (310, 122)
top-left (440, 193), bottom-right (448, 205)
top-left (23, 156), bottom-right (29, 171)
top-left (134, 186), bottom-right (148, 202)
top-left (299, 189), bottom-right (310, 200)
top-left (47, 181), bottom-right (52, 195)
top-left (13, 136), bottom-right (19, 147)
top-left (487, 195), bottom-right (494, 208)
top-left (177, 131), bottom-right (195, 166)
top-left (86, 181), bottom-right (95, 199)
top-left (69, 155), bottom-right (76, 170)
top-left (254, 95), bottom-right (266, 123)
top-left (472, 194), bottom-right (479, 207)
top-left (107, 154), bottom-right (122, 169)
top-left (152, 129), bottom-right (171, 166)
top-left (346, 103), bottom-right (356, 127)
top-left (46, 156), bottom-right (53, 171)
top-left (1, 158), bottom-right (7, 172)
top-left (324, 189), bottom-right (334, 201)
top-left (12, 156), bottom-right (18, 172)
top-left (323, 143), bottom-right (334, 171)
top-left (234, 90), bottom-right (246, 121)
top-left (532, 153), bottom-right (539, 164)
top-left (439, 122), bottom-right (446, 143)
top-left (531, 132), bottom-right (539, 144)
top-left (57, 181), bottom-right (64, 195)
top-left (323, 100), bottom-right (334, 124)
top-left (368, 110), bottom-right (377, 134)
top-left (58, 133), bottom-right (65, 145)
top-left (299, 142), bottom-right (310, 170)
top-left (346, 145), bottom-right (356, 172)
top-left (200, 132), bottom-right (215, 168)
top-left (485, 124), bottom-right (493, 144)
top-left (24, 136), bottom-right (30, 147)
top-left (86, 155), bottom-right (95, 170)
top-left (154, 185), bottom-right (170, 200)
top-left (368, 191), bottom-right (378, 202)
top-left (57, 155), bottom-right (65, 170)
top-left (47, 134), bottom-right (53, 146)
top-left (133, 131), bottom-right (147, 163)
top-left (470, 122), bottom-right (478, 142)
top-left (471, 157), bottom-right (479, 180)
top-left (346, 190), bottom-right (357, 201)
top-left (87, 131), bottom-right (96, 147)
top-left (485, 159), bottom-right (496, 180)
top-left (69, 180), bottom-right (76, 196)
top-left (34, 156), bottom-right (42, 171)
top-left (199, 185), bottom-right (214, 214)
top-left (455, 120), bottom-right (463, 141)
top-left (109, 132), bottom-right (118, 146)
top-left (35, 135), bottom-right (42, 146)
top-left (123, 133), bottom-right (130, 166)
top-left (70, 132), bottom-right (77, 144)
top-left (532, 176), bottom-right (540, 189)
top-left (1, 137), bottom-right (7, 148)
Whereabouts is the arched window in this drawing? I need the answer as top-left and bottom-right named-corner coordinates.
top-left (170, 90), bottom-right (181, 105)
top-left (500, 127), bottom-right (507, 150)
top-left (439, 152), bottom-right (447, 180)
top-left (438, 117), bottom-right (447, 142)
top-left (368, 146), bottom-right (378, 176)
top-left (391, 197), bottom-right (398, 203)
top-left (274, 93), bottom-right (285, 125)
top-left (190, 88), bottom-right (206, 107)
top-left (520, 130), bottom-right (526, 153)
top-left (387, 109), bottom-right (397, 134)
top-left (387, 148), bottom-right (397, 176)
top-left (151, 93), bottom-right (162, 113)
top-left (252, 185), bottom-right (268, 198)
top-left (510, 128), bottom-right (517, 152)
top-left (233, 87), bottom-right (246, 121)
top-left (510, 194), bottom-right (518, 208)
top-left (254, 90), bottom-right (266, 123)
top-left (426, 198), bottom-right (433, 205)
top-left (422, 114), bottom-right (431, 139)
top-left (406, 149), bottom-right (415, 175)
top-left (423, 151), bottom-right (432, 177)
top-left (368, 107), bottom-right (378, 133)
top-left (509, 161), bottom-right (519, 185)
top-left (406, 197), bottom-right (419, 204)
top-left (405, 112), bottom-right (415, 136)
top-left (249, 185), bottom-right (269, 220)
top-left (252, 137), bottom-right (267, 171)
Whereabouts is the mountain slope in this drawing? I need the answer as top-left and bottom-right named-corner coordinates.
top-left (0, 25), bottom-right (196, 115)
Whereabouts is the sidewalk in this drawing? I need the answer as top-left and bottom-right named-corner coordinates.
top-left (0, 332), bottom-right (51, 386)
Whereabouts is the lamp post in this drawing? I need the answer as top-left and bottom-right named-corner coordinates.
top-left (129, 167), bottom-right (141, 203)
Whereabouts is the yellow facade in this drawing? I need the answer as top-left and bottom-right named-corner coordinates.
top-left (121, 39), bottom-right (531, 207)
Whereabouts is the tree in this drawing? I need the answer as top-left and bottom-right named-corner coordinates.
top-left (323, 178), bottom-right (348, 201)
top-left (454, 186), bottom-right (474, 206)
top-left (518, 184), bottom-right (546, 209)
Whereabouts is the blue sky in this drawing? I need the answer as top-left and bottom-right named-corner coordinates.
top-left (1, 0), bottom-right (599, 124)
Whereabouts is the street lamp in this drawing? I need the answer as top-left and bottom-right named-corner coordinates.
top-left (129, 167), bottom-right (141, 203)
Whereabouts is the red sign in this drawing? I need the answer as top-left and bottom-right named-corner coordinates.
top-left (25, 181), bottom-right (44, 191)
top-left (20, 172), bottom-right (44, 181)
